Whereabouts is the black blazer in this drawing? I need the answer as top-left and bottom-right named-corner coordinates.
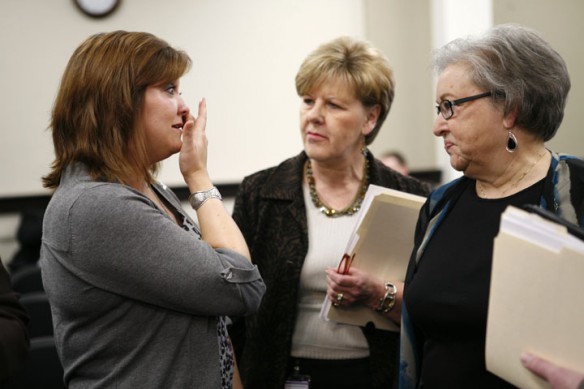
top-left (230, 150), bottom-right (431, 389)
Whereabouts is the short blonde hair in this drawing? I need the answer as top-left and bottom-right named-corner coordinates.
top-left (43, 31), bottom-right (191, 189)
top-left (295, 36), bottom-right (395, 145)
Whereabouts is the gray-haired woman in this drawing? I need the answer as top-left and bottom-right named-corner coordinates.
top-left (400, 24), bottom-right (583, 389)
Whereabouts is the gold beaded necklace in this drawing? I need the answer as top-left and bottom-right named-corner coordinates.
top-left (306, 158), bottom-right (369, 217)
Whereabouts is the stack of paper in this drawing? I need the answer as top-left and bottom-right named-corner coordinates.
top-left (486, 205), bottom-right (584, 388)
top-left (320, 184), bottom-right (425, 331)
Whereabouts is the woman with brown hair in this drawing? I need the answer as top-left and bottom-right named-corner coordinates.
top-left (40, 31), bottom-right (265, 388)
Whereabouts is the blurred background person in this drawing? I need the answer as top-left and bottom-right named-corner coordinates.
top-left (40, 31), bottom-right (264, 389)
top-left (7, 210), bottom-right (44, 274)
top-left (380, 150), bottom-right (409, 176)
top-left (0, 258), bottom-right (29, 384)
top-left (230, 36), bottom-right (430, 389)
top-left (400, 24), bottom-right (583, 388)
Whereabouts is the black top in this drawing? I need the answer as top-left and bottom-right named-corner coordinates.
top-left (405, 179), bottom-right (544, 388)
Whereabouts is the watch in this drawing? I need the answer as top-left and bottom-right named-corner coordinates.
top-left (74, 0), bottom-right (121, 18)
top-left (188, 187), bottom-right (223, 210)
top-left (375, 282), bottom-right (398, 313)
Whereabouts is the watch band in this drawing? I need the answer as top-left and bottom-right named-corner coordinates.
top-left (375, 282), bottom-right (398, 313)
top-left (188, 187), bottom-right (222, 210)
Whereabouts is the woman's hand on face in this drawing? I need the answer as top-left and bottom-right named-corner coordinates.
top-left (179, 98), bottom-right (211, 186)
top-left (325, 267), bottom-right (382, 309)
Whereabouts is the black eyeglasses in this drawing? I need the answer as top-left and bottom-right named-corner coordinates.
top-left (436, 92), bottom-right (492, 120)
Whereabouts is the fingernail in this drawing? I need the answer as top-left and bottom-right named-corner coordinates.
top-left (520, 352), bottom-right (533, 365)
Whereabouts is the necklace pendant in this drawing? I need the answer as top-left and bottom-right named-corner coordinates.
top-left (323, 207), bottom-right (336, 217)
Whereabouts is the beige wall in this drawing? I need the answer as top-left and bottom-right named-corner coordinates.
top-left (493, 0), bottom-right (584, 157)
top-left (365, 0), bottom-right (437, 171)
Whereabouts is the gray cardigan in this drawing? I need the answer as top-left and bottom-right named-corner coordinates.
top-left (40, 163), bottom-right (265, 388)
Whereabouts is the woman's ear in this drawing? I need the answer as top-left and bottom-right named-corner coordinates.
top-left (362, 105), bottom-right (381, 136)
top-left (502, 110), bottom-right (517, 129)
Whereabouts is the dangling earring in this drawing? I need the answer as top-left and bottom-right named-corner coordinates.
top-left (506, 131), bottom-right (518, 153)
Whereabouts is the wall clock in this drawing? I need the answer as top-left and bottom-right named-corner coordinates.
top-left (74, 0), bottom-right (121, 18)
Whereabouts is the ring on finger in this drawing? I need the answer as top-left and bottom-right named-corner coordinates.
top-left (336, 292), bottom-right (344, 302)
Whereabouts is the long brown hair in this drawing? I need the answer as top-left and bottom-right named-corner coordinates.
top-left (43, 31), bottom-right (191, 189)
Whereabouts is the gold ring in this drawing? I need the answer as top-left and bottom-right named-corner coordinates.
top-left (336, 293), bottom-right (344, 302)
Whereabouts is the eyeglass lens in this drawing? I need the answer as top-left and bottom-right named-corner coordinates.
top-left (437, 101), bottom-right (453, 119)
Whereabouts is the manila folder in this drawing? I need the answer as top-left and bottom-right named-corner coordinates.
top-left (486, 206), bottom-right (584, 388)
top-left (321, 185), bottom-right (425, 332)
